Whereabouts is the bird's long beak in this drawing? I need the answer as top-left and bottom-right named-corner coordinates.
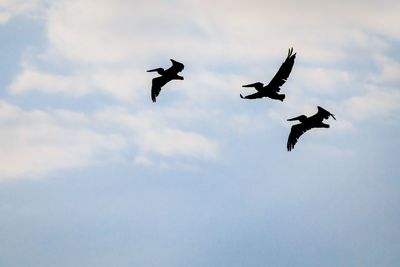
top-left (242, 82), bottom-right (262, 88)
top-left (146, 68), bottom-right (159, 72)
top-left (330, 114), bottom-right (336, 120)
top-left (287, 115), bottom-right (303, 121)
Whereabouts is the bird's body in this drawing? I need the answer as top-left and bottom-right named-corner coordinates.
top-left (240, 48), bottom-right (296, 102)
top-left (287, 106), bottom-right (336, 151)
top-left (147, 59), bottom-right (184, 102)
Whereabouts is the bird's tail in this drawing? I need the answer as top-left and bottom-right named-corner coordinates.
top-left (240, 94), bottom-right (244, 99)
top-left (278, 94), bottom-right (285, 101)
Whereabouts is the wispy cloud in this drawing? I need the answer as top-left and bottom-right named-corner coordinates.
top-left (8, 67), bottom-right (147, 101)
top-left (1, 2), bottom-right (400, 266)
top-left (0, 0), bottom-right (46, 23)
top-left (2, 0), bottom-right (400, 179)
top-left (94, 106), bottom-right (221, 160)
top-left (343, 87), bottom-right (400, 120)
top-left (0, 101), bottom-right (125, 179)
top-left (0, 101), bottom-right (221, 180)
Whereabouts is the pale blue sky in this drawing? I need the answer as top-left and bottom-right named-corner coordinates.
top-left (0, 0), bottom-right (400, 266)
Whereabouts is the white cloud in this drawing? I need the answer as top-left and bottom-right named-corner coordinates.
top-left (0, 101), bottom-right (222, 180)
top-left (3, 0), bottom-right (400, 179)
top-left (372, 55), bottom-right (400, 84)
top-left (138, 127), bottom-right (219, 159)
top-left (8, 69), bottom-right (88, 96)
top-left (94, 106), bottom-right (220, 160)
top-left (9, 0), bottom-right (400, 103)
top-left (344, 87), bottom-right (400, 120)
top-left (0, 101), bottom-right (126, 180)
top-left (295, 67), bottom-right (351, 94)
top-left (0, 0), bottom-right (45, 23)
top-left (8, 68), bottom-right (147, 101)
top-left (44, 0), bottom-right (398, 64)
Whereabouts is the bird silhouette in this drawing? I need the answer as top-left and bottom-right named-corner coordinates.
top-left (240, 48), bottom-right (296, 101)
top-left (287, 106), bottom-right (336, 151)
top-left (147, 59), bottom-right (184, 102)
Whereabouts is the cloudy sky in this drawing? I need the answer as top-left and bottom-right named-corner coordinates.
top-left (0, 0), bottom-right (400, 266)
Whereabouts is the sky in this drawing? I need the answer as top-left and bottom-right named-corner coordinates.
top-left (0, 0), bottom-right (400, 266)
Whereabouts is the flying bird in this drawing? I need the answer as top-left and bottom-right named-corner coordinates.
top-left (147, 59), bottom-right (184, 102)
top-left (287, 106), bottom-right (336, 151)
top-left (240, 47), bottom-right (296, 101)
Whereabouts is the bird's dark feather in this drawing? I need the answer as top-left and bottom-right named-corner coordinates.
top-left (315, 106), bottom-right (333, 120)
top-left (167, 59), bottom-right (184, 74)
top-left (151, 76), bottom-right (169, 102)
top-left (149, 59), bottom-right (184, 102)
top-left (265, 48), bottom-right (296, 93)
top-left (286, 106), bottom-right (335, 151)
top-left (287, 123), bottom-right (312, 151)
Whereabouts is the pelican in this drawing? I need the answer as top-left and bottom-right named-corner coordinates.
top-left (287, 106), bottom-right (336, 151)
top-left (147, 59), bottom-right (184, 102)
top-left (240, 47), bottom-right (296, 101)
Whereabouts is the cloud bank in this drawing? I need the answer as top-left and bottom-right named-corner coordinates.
top-left (2, 0), bottom-right (400, 179)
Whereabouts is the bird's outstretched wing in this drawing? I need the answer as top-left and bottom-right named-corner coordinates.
top-left (287, 123), bottom-right (311, 151)
top-left (167, 59), bottom-right (184, 74)
top-left (314, 106), bottom-right (336, 121)
top-left (151, 76), bottom-right (168, 102)
top-left (266, 47), bottom-right (296, 92)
